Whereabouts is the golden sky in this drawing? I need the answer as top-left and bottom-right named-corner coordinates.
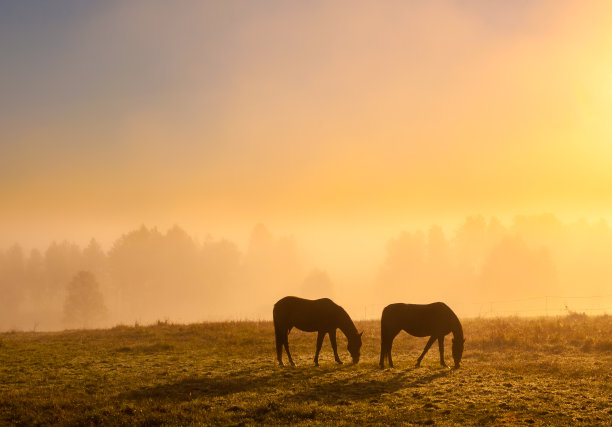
top-left (2, 0), bottom-right (612, 249)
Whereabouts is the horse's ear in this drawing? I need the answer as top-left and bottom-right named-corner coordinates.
top-left (463, 338), bottom-right (466, 343)
top-left (359, 331), bottom-right (364, 338)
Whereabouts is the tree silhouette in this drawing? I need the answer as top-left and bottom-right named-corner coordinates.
top-left (63, 271), bottom-right (106, 328)
top-left (45, 241), bottom-right (83, 301)
top-left (243, 224), bottom-right (302, 314)
top-left (378, 231), bottom-right (426, 301)
top-left (479, 236), bottom-right (558, 301)
top-left (0, 245), bottom-right (26, 329)
top-left (300, 268), bottom-right (333, 299)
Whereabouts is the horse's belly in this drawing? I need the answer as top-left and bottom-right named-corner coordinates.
top-left (292, 320), bottom-right (321, 333)
top-left (403, 322), bottom-right (446, 336)
top-left (404, 328), bottom-right (430, 338)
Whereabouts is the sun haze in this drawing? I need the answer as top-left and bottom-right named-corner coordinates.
top-left (1, 1), bottom-right (612, 329)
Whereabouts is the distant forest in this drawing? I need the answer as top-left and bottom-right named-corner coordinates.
top-left (1, 214), bottom-right (611, 331)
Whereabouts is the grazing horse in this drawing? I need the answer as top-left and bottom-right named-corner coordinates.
top-left (273, 296), bottom-right (363, 366)
top-left (379, 302), bottom-right (464, 369)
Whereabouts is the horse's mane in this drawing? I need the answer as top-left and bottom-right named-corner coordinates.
top-left (336, 305), bottom-right (359, 338)
top-left (448, 306), bottom-right (463, 339)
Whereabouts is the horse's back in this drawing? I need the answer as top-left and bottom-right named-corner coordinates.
top-left (273, 296), bottom-right (339, 332)
top-left (383, 302), bottom-right (451, 316)
top-left (274, 296), bottom-right (299, 310)
top-left (381, 302), bottom-right (455, 337)
top-left (274, 296), bottom-right (335, 311)
top-left (273, 296), bottom-right (302, 319)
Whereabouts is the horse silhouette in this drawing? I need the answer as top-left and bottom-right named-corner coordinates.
top-left (273, 296), bottom-right (363, 366)
top-left (379, 302), bottom-right (464, 369)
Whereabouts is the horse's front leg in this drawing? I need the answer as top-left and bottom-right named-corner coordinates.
top-left (416, 336), bottom-right (437, 367)
top-left (438, 336), bottom-right (449, 368)
top-left (329, 329), bottom-right (343, 364)
top-left (314, 331), bottom-right (325, 366)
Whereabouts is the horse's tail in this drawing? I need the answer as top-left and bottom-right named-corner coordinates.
top-left (272, 302), bottom-right (285, 343)
top-left (272, 301), bottom-right (287, 365)
top-left (380, 305), bottom-right (393, 334)
top-left (379, 305), bottom-right (392, 366)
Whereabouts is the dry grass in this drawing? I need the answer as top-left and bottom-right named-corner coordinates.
top-left (1, 315), bottom-right (611, 425)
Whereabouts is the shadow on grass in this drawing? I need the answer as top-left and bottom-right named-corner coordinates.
top-left (119, 365), bottom-right (343, 402)
top-left (289, 368), bottom-right (451, 404)
top-left (120, 363), bottom-right (451, 405)
top-left (120, 374), bottom-right (275, 402)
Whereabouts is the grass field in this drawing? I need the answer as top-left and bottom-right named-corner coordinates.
top-left (1, 314), bottom-right (611, 425)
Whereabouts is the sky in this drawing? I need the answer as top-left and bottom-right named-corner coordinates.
top-left (2, 0), bottom-right (612, 258)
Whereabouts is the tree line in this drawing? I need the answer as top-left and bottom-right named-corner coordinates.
top-left (1, 214), bottom-right (611, 330)
top-left (0, 224), bottom-right (325, 330)
top-left (378, 214), bottom-right (612, 314)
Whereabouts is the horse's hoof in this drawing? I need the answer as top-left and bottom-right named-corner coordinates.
top-left (314, 362), bottom-right (319, 367)
top-left (336, 360), bottom-right (343, 365)
top-left (415, 363), bottom-right (421, 368)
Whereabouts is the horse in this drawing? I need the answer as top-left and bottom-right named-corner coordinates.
top-left (273, 296), bottom-right (363, 367)
top-left (379, 302), bottom-right (464, 369)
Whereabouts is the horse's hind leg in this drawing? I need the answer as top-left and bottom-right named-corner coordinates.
top-left (381, 329), bottom-right (398, 368)
top-left (283, 331), bottom-right (296, 367)
top-left (379, 338), bottom-right (386, 368)
top-left (387, 340), bottom-right (394, 368)
top-left (380, 335), bottom-right (391, 368)
top-left (438, 336), bottom-right (449, 368)
top-left (276, 331), bottom-right (287, 366)
top-left (276, 338), bottom-right (284, 366)
top-left (416, 336), bottom-right (437, 367)
top-left (314, 331), bottom-right (325, 366)
top-left (274, 320), bottom-right (287, 366)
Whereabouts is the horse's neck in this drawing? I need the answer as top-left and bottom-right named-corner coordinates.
top-left (337, 310), bottom-right (358, 339)
top-left (450, 314), bottom-right (463, 340)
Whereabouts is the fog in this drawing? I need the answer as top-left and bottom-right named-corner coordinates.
top-left (2, 2), bottom-right (612, 330)
top-left (1, 214), bottom-right (610, 331)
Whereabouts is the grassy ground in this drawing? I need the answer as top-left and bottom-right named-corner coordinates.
top-left (1, 314), bottom-right (611, 426)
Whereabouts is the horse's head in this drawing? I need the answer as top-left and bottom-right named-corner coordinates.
top-left (452, 337), bottom-right (465, 368)
top-left (347, 331), bottom-right (363, 363)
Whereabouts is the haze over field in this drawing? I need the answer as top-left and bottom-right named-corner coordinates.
top-left (1, 1), bottom-right (612, 330)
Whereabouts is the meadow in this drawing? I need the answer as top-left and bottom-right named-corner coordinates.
top-left (0, 314), bottom-right (610, 426)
